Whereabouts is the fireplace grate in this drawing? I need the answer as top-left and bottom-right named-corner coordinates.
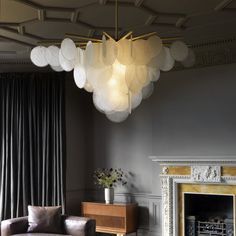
top-left (198, 221), bottom-right (226, 235)
top-left (186, 219), bottom-right (234, 236)
top-left (197, 221), bottom-right (234, 236)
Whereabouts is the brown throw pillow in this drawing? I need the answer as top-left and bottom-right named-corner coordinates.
top-left (27, 205), bottom-right (62, 234)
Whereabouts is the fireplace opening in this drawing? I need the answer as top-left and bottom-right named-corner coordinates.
top-left (184, 193), bottom-right (234, 236)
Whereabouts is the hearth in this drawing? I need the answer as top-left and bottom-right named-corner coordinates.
top-left (150, 157), bottom-right (236, 236)
top-left (184, 193), bottom-right (234, 236)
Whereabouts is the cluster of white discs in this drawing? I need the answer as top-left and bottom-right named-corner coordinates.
top-left (30, 36), bottom-right (195, 122)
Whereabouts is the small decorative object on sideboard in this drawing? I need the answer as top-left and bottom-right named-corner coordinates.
top-left (94, 168), bottom-right (127, 204)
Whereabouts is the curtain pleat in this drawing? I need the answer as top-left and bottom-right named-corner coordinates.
top-left (0, 73), bottom-right (65, 221)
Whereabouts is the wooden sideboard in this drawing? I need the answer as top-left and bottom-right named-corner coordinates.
top-left (81, 202), bottom-right (138, 236)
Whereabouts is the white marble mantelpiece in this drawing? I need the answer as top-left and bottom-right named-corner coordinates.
top-left (150, 156), bottom-right (236, 236)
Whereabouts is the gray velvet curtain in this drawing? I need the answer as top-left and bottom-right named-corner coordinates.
top-left (0, 73), bottom-right (66, 221)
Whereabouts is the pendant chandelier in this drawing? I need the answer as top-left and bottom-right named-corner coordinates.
top-left (30, 0), bottom-right (195, 122)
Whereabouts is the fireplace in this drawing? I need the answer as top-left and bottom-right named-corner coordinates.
top-left (184, 193), bottom-right (234, 236)
top-left (150, 157), bottom-right (236, 236)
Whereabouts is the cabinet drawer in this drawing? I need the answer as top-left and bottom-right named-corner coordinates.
top-left (84, 214), bottom-right (125, 228)
top-left (82, 203), bottom-right (126, 217)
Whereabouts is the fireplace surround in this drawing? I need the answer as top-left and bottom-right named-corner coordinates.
top-left (150, 157), bottom-right (236, 236)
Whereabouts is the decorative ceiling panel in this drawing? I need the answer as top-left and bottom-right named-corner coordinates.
top-left (0, 0), bottom-right (235, 67)
top-left (30, 0), bottom-right (97, 8)
top-left (187, 11), bottom-right (236, 26)
top-left (45, 11), bottom-right (72, 20)
top-left (25, 21), bottom-right (90, 39)
top-left (0, 0), bottom-right (36, 21)
top-left (145, 0), bottom-right (223, 14)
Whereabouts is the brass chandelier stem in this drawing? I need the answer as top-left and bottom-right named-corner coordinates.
top-left (115, 0), bottom-right (118, 40)
top-left (132, 32), bottom-right (157, 41)
top-left (120, 31), bottom-right (133, 40)
top-left (103, 31), bottom-right (113, 40)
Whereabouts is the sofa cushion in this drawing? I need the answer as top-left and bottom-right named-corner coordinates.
top-left (27, 206), bottom-right (63, 234)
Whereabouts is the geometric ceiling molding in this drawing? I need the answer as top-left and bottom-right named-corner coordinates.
top-left (0, 0), bottom-right (234, 47)
top-left (0, 0), bottom-right (235, 65)
top-left (214, 0), bottom-right (233, 11)
top-left (0, 0), bottom-right (188, 48)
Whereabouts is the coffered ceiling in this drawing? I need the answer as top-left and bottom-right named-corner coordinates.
top-left (0, 0), bottom-right (235, 69)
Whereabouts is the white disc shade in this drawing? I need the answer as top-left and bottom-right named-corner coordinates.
top-left (147, 35), bottom-right (163, 59)
top-left (108, 90), bottom-right (129, 112)
top-left (125, 65), bottom-right (143, 94)
top-left (148, 67), bottom-right (160, 82)
top-left (132, 39), bottom-right (151, 65)
top-left (159, 47), bottom-right (175, 71)
top-left (93, 92), bottom-right (106, 113)
top-left (135, 66), bottom-right (148, 86)
top-left (75, 48), bottom-right (86, 67)
top-left (84, 82), bottom-right (93, 93)
top-left (93, 43), bottom-right (104, 68)
top-left (85, 41), bottom-right (103, 68)
top-left (170, 41), bottom-right (188, 62)
top-left (74, 65), bottom-right (87, 89)
top-left (85, 41), bottom-right (93, 67)
top-left (102, 39), bottom-right (117, 65)
top-left (87, 66), bottom-right (112, 91)
top-left (50, 65), bottom-right (64, 72)
top-left (142, 83), bottom-right (154, 99)
top-left (45, 46), bottom-right (60, 67)
top-left (93, 83), bottom-right (129, 113)
top-left (117, 39), bottom-right (133, 65)
top-left (61, 38), bottom-right (77, 61)
top-left (182, 48), bottom-right (196, 68)
top-left (131, 92), bottom-right (142, 110)
top-left (93, 92), bottom-right (112, 113)
top-left (106, 110), bottom-right (129, 123)
top-left (110, 61), bottom-right (128, 94)
top-left (59, 50), bottom-right (75, 72)
top-left (30, 46), bottom-right (48, 67)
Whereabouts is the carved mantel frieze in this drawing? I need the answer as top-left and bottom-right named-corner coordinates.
top-left (191, 165), bottom-right (221, 183)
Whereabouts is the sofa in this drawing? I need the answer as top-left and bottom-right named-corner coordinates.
top-left (1, 215), bottom-right (96, 236)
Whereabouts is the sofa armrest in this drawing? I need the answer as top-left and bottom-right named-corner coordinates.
top-left (1, 216), bottom-right (28, 236)
top-left (63, 216), bottom-right (96, 236)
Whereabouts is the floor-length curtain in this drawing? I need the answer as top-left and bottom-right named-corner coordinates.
top-left (0, 72), bottom-right (66, 221)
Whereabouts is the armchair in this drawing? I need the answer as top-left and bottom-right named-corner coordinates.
top-left (1, 215), bottom-right (96, 236)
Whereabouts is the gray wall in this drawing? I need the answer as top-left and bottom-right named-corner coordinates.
top-left (65, 63), bottom-right (236, 211)
top-left (65, 73), bottom-right (93, 214)
top-left (152, 64), bottom-right (236, 157)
